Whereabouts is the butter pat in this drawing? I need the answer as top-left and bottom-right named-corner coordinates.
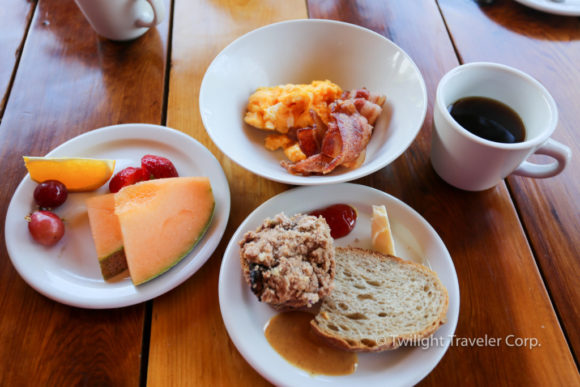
top-left (371, 205), bottom-right (396, 256)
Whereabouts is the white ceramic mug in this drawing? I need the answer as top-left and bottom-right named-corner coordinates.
top-left (431, 62), bottom-right (571, 191)
top-left (75, 0), bottom-right (165, 41)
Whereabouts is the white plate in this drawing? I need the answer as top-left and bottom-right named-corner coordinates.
top-left (200, 19), bottom-right (427, 185)
top-left (219, 184), bottom-right (459, 387)
top-left (5, 124), bottom-right (230, 309)
top-left (513, 0), bottom-right (580, 16)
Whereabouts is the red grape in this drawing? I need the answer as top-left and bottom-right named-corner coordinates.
top-left (27, 210), bottom-right (65, 246)
top-left (33, 180), bottom-right (68, 208)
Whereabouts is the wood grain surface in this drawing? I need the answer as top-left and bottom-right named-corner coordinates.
top-left (0, 0), bottom-right (170, 385)
top-left (0, 0), bottom-right (35, 114)
top-left (438, 0), bottom-right (580, 364)
top-left (0, 0), bottom-right (578, 386)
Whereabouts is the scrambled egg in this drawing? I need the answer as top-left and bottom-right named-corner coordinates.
top-left (264, 133), bottom-right (294, 151)
top-left (244, 80), bottom-right (342, 134)
top-left (264, 134), bottom-right (307, 163)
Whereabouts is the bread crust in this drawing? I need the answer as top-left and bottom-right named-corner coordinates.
top-left (311, 247), bottom-right (449, 352)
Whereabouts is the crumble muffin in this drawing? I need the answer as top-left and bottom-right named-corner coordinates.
top-left (239, 212), bottom-right (335, 309)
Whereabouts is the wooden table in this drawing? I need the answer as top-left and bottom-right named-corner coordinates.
top-left (1, 0), bottom-right (578, 385)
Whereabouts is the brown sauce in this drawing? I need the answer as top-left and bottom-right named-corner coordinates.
top-left (448, 96), bottom-right (525, 144)
top-left (264, 311), bottom-right (358, 376)
top-left (309, 203), bottom-right (357, 239)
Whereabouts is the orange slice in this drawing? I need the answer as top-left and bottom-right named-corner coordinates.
top-left (23, 156), bottom-right (116, 192)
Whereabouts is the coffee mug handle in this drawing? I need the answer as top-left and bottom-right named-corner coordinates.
top-left (513, 138), bottom-right (571, 178)
top-left (135, 0), bottom-right (165, 28)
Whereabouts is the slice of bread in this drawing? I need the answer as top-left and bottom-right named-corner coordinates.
top-left (311, 247), bottom-right (448, 352)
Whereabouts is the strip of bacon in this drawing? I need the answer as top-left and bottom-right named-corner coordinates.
top-left (296, 110), bottom-right (327, 157)
top-left (322, 106), bottom-right (374, 173)
top-left (282, 88), bottom-right (386, 175)
top-left (342, 88), bottom-right (386, 107)
top-left (353, 98), bottom-right (383, 125)
top-left (296, 127), bottom-right (320, 156)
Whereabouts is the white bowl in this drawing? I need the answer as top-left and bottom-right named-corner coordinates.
top-left (199, 19), bottom-right (427, 185)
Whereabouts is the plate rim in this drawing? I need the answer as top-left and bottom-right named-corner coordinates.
top-left (199, 18), bottom-right (428, 186)
top-left (5, 123), bottom-right (231, 309)
top-left (513, 0), bottom-right (580, 16)
top-left (218, 183), bottom-right (460, 386)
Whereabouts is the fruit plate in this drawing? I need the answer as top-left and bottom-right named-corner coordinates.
top-left (5, 124), bottom-right (230, 309)
top-left (219, 184), bottom-right (459, 387)
top-left (199, 19), bottom-right (427, 186)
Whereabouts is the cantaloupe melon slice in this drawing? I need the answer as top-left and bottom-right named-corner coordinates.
top-left (86, 194), bottom-right (128, 281)
top-left (114, 177), bottom-right (214, 285)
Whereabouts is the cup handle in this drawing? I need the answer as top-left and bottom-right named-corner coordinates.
top-left (135, 0), bottom-right (165, 28)
top-left (513, 138), bottom-right (571, 178)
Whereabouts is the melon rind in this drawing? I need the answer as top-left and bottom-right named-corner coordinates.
top-left (86, 193), bottom-right (128, 281)
top-left (98, 247), bottom-right (128, 281)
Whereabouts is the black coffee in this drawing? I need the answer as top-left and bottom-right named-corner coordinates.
top-left (448, 96), bottom-right (525, 144)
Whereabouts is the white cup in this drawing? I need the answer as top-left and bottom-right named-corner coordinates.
top-left (75, 0), bottom-right (165, 41)
top-left (431, 62), bottom-right (571, 191)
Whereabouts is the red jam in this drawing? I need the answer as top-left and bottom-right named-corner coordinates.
top-left (309, 204), bottom-right (357, 239)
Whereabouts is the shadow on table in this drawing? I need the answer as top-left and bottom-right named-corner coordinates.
top-left (476, 0), bottom-right (580, 41)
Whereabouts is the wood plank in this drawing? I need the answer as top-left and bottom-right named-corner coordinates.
top-left (308, 0), bottom-right (579, 385)
top-left (438, 0), bottom-right (580, 363)
top-left (0, 0), bottom-right (35, 115)
top-left (146, 0), bottom-right (307, 385)
top-left (0, 0), bottom-right (171, 385)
